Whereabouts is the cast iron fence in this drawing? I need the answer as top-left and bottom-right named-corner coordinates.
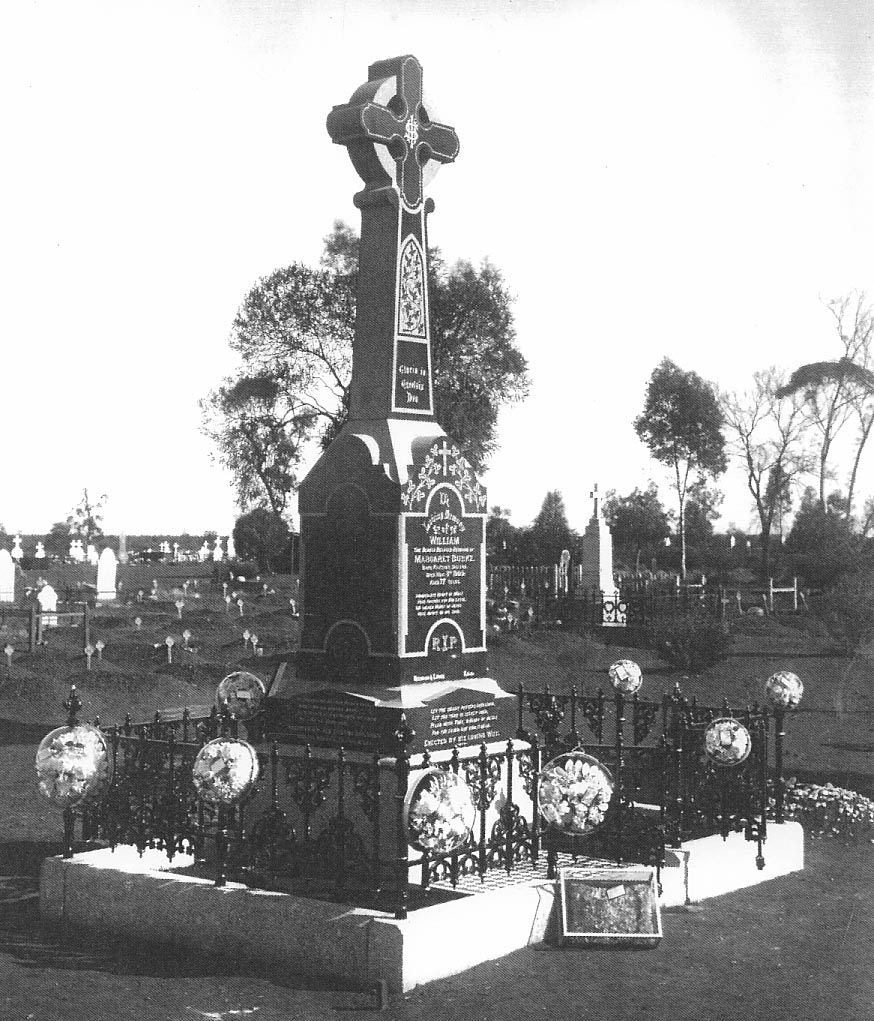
top-left (58, 682), bottom-right (787, 921)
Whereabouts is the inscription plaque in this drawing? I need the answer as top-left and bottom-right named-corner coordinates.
top-left (424, 693), bottom-right (501, 750)
top-left (271, 691), bottom-right (396, 752)
top-left (402, 474), bottom-right (486, 674)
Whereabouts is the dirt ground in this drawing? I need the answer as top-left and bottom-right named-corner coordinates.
top-left (0, 836), bottom-right (870, 1021)
top-left (3, 614), bottom-right (873, 1020)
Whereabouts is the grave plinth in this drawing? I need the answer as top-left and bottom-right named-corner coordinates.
top-left (265, 55), bottom-right (513, 755)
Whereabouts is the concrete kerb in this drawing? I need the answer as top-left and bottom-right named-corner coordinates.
top-left (39, 822), bottom-right (804, 994)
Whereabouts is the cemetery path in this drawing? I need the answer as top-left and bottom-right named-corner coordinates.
top-left (0, 835), bottom-right (869, 1021)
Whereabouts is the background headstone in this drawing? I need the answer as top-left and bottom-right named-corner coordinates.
top-left (37, 582), bottom-right (58, 626)
top-left (212, 539), bottom-right (224, 562)
top-left (11, 535), bottom-right (23, 561)
top-left (97, 548), bottom-right (118, 603)
top-left (0, 549), bottom-right (14, 603)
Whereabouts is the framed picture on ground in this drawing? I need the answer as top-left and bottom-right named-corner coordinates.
top-left (558, 867), bottom-right (662, 948)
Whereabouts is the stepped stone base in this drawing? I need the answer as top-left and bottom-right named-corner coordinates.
top-left (40, 823), bottom-right (803, 993)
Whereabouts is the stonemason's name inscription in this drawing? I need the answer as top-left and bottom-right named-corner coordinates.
top-left (424, 700), bottom-right (501, 749)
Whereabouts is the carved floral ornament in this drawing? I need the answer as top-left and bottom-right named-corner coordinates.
top-left (401, 441), bottom-right (486, 512)
top-left (397, 237), bottom-right (426, 337)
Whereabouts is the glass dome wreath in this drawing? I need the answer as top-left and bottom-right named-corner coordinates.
top-left (403, 768), bottom-right (476, 854)
top-left (35, 724), bottom-right (113, 809)
top-left (191, 738), bottom-right (260, 806)
top-left (537, 751), bottom-right (614, 837)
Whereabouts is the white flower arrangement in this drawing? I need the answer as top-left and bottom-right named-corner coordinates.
top-left (405, 769), bottom-right (476, 854)
top-left (703, 718), bottom-right (752, 767)
top-left (35, 724), bottom-right (112, 809)
top-left (608, 659), bottom-right (643, 694)
top-left (191, 738), bottom-right (260, 806)
top-left (538, 753), bottom-right (614, 837)
top-left (774, 778), bottom-right (874, 843)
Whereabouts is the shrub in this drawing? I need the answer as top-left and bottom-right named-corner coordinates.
top-left (774, 779), bottom-right (874, 844)
top-left (812, 572), bottom-right (874, 654)
top-left (648, 609), bottom-right (730, 673)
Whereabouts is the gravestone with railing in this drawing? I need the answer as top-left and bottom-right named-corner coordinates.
top-left (33, 57), bottom-right (804, 974)
top-left (265, 53), bottom-right (516, 756)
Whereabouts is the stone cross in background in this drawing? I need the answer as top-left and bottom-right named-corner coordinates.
top-left (579, 483), bottom-right (618, 596)
top-left (11, 535), bottom-right (22, 561)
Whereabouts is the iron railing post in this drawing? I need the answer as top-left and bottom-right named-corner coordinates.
top-left (394, 714), bottom-right (412, 920)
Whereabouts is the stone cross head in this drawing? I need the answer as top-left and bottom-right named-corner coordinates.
top-left (327, 54), bottom-right (459, 211)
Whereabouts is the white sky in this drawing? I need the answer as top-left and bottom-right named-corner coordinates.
top-left (1, 0), bottom-right (872, 537)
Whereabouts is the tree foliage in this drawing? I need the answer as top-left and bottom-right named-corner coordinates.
top-left (634, 358), bottom-right (726, 578)
top-left (784, 487), bottom-right (861, 588)
top-left (43, 521), bottom-right (70, 559)
top-left (66, 489), bottom-right (107, 547)
top-left (776, 292), bottom-right (874, 516)
top-left (202, 222), bottom-right (529, 514)
top-left (530, 490), bottom-right (575, 563)
top-left (721, 366), bottom-right (812, 579)
top-left (232, 508), bottom-right (292, 573)
top-left (603, 483), bottom-right (671, 571)
top-left (486, 506), bottom-right (523, 564)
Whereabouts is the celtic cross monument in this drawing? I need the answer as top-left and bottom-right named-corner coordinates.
top-left (270, 55), bottom-right (515, 754)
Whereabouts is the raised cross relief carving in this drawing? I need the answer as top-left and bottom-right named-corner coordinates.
top-left (326, 54), bottom-right (459, 211)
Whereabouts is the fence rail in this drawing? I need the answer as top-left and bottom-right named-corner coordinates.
top-left (487, 565), bottom-right (805, 619)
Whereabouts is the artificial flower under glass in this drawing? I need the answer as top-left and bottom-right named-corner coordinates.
top-left (191, 738), bottom-right (260, 806)
top-left (538, 752), bottom-right (614, 837)
top-left (35, 724), bottom-right (113, 809)
top-left (703, 718), bottom-right (752, 767)
top-left (405, 768), bottom-right (476, 854)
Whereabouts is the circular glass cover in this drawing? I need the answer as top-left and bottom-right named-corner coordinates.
top-left (404, 768), bottom-right (476, 854)
top-left (765, 670), bottom-right (803, 710)
top-left (704, 718), bottom-right (752, 767)
top-left (191, 738), bottom-right (260, 806)
top-left (35, 724), bottom-right (113, 809)
top-left (537, 752), bottom-right (614, 837)
top-left (216, 671), bottom-right (266, 720)
top-left (608, 659), bottom-right (643, 694)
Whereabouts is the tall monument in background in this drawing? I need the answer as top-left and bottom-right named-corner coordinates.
top-left (578, 484), bottom-right (617, 595)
